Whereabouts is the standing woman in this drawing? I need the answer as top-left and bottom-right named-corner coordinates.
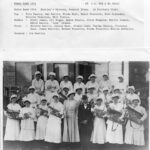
top-left (19, 99), bottom-right (35, 149)
top-left (35, 97), bottom-right (48, 142)
top-left (45, 93), bottom-right (64, 147)
top-left (106, 94), bottom-right (124, 144)
top-left (4, 95), bottom-right (21, 142)
top-left (90, 97), bottom-right (107, 144)
top-left (32, 71), bottom-right (44, 95)
top-left (125, 95), bottom-right (147, 146)
top-left (45, 72), bottom-right (60, 103)
top-left (63, 91), bottom-right (80, 143)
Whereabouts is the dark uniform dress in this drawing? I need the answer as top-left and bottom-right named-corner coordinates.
top-left (78, 103), bottom-right (93, 150)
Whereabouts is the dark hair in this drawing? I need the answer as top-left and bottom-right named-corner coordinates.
top-left (82, 95), bottom-right (88, 100)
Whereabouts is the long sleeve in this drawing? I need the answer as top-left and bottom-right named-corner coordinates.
top-left (41, 80), bottom-right (44, 92)
top-left (68, 81), bottom-right (73, 91)
top-left (19, 108), bottom-right (24, 118)
top-left (60, 81), bottom-right (64, 90)
top-left (140, 107), bottom-right (147, 121)
top-left (55, 81), bottom-right (60, 91)
top-left (45, 80), bottom-right (49, 90)
top-left (29, 108), bottom-right (35, 119)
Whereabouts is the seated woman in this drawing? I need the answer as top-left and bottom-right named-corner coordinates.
top-left (45, 72), bottom-right (59, 103)
top-left (32, 71), bottom-right (44, 95)
top-left (74, 75), bottom-right (85, 94)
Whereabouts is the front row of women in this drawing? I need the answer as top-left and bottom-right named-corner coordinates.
top-left (4, 92), bottom-right (147, 149)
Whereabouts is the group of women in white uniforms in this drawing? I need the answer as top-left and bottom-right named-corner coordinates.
top-left (4, 71), bottom-right (148, 148)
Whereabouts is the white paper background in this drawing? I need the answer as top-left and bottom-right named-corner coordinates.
top-left (0, 0), bottom-right (144, 48)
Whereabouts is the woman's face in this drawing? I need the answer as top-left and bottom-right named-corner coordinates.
top-left (11, 97), bottom-right (17, 103)
top-left (132, 100), bottom-right (139, 107)
top-left (25, 102), bottom-right (30, 107)
top-left (53, 96), bottom-right (59, 102)
top-left (103, 75), bottom-right (108, 81)
top-left (69, 94), bottom-right (74, 100)
top-left (29, 89), bottom-right (35, 93)
top-left (76, 89), bottom-right (82, 95)
top-left (113, 97), bottom-right (119, 103)
top-left (128, 89), bottom-right (134, 94)
top-left (41, 100), bottom-right (47, 106)
top-left (36, 74), bottom-right (41, 80)
top-left (90, 77), bottom-right (95, 82)
top-left (97, 99), bottom-right (102, 105)
top-left (49, 75), bottom-right (55, 80)
top-left (77, 78), bottom-right (82, 83)
top-left (88, 89), bottom-right (94, 94)
top-left (103, 90), bottom-right (108, 95)
top-left (118, 77), bottom-right (123, 82)
top-left (64, 76), bottom-right (69, 82)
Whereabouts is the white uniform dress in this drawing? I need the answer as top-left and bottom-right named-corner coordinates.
top-left (45, 79), bottom-right (59, 103)
top-left (106, 103), bottom-right (124, 144)
top-left (74, 82), bottom-right (85, 94)
top-left (60, 80), bottom-right (73, 91)
top-left (114, 82), bottom-right (127, 92)
top-left (26, 93), bottom-right (41, 106)
top-left (99, 80), bottom-right (112, 91)
top-left (45, 101), bottom-right (64, 143)
top-left (4, 103), bottom-right (21, 141)
top-left (91, 104), bottom-right (107, 144)
top-left (32, 78), bottom-right (44, 93)
top-left (125, 105), bottom-right (147, 145)
top-left (86, 81), bottom-right (99, 94)
top-left (74, 93), bottom-right (83, 103)
top-left (24, 93), bottom-right (41, 122)
top-left (35, 105), bottom-right (48, 140)
top-left (125, 93), bottom-right (141, 106)
top-left (99, 93), bottom-right (112, 103)
top-left (19, 107), bottom-right (35, 141)
top-left (87, 93), bottom-right (98, 103)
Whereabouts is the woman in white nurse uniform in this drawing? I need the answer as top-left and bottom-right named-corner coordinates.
top-left (4, 94), bottom-right (21, 141)
top-left (45, 93), bottom-right (64, 143)
top-left (106, 94), bottom-right (124, 144)
top-left (125, 95), bottom-right (147, 146)
top-left (45, 72), bottom-right (60, 103)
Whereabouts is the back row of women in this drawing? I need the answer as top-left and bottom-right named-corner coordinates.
top-left (4, 71), bottom-right (147, 149)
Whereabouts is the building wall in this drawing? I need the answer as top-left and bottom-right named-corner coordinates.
top-left (95, 62), bottom-right (109, 83)
top-left (3, 61), bottom-right (16, 87)
top-left (15, 62), bottom-right (35, 88)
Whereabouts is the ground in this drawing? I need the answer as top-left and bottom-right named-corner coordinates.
top-left (3, 141), bottom-right (148, 150)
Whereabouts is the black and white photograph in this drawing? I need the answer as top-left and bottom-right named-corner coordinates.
top-left (2, 61), bottom-right (149, 150)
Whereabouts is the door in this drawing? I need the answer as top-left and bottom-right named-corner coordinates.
top-left (78, 62), bottom-right (94, 83)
